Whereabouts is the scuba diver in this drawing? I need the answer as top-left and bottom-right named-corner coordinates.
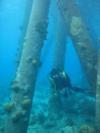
top-left (49, 68), bottom-right (87, 96)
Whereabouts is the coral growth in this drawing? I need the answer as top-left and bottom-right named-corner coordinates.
top-left (35, 20), bottom-right (48, 39)
top-left (4, 102), bottom-right (14, 113)
top-left (32, 59), bottom-right (42, 67)
top-left (61, 125), bottom-right (77, 133)
top-left (32, 59), bottom-right (39, 65)
top-left (70, 16), bottom-right (83, 36)
top-left (21, 98), bottom-right (31, 109)
top-left (79, 125), bottom-right (95, 133)
top-left (11, 80), bottom-right (21, 93)
top-left (11, 110), bottom-right (26, 123)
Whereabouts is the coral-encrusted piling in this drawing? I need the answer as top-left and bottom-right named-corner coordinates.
top-left (4, 0), bottom-right (50, 133)
top-left (53, 11), bottom-right (66, 69)
top-left (48, 7), bottom-right (67, 116)
top-left (57, 0), bottom-right (97, 95)
top-left (96, 44), bottom-right (100, 131)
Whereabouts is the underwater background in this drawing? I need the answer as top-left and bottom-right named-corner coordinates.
top-left (0, 0), bottom-right (100, 133)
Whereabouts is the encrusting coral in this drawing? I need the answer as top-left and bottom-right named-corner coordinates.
top-left (70, 16), bottom-right (83, 36)
top-left (32, 59), bottom-right (42, 67)
top-left (61, 125), bottom-right (77, 133)
top-left (4, 102), bottom-right (14, 113)
top-left (79, 125), bottom-right (95, 133)
top-left (11, 110), bottom-right (26, 123)
top-left (21, 98), bottom-right (31, 109)
top-left (11, 80), bottom-right (21, 93)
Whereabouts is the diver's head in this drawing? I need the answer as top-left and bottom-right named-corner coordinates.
top-left (50, 68), bottom-right (64, 79)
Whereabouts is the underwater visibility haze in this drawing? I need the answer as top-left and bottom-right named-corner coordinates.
top-left (0, 0), bottom-right (100, 133)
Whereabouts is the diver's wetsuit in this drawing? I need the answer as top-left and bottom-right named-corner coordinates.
top-left (49, 68), bottom-right (72, 90)
top-left (49, 68), bottom-right (86, 96)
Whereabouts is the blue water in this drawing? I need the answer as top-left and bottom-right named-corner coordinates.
top-left (0, 0), bottom-right (100, 132)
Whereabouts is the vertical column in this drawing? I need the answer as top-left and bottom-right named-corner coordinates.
top-left (53, 12), bottom-right (66, 69)
top-left (96, 42), bottom-right (100, 131)
top-left (4, 0), bottom-right (50, 133)
top-left (48, 8), bottom-right (67, 116)
top-left (57, 0), bottom-right (97, 95)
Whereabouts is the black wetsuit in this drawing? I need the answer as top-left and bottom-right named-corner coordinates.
top-left (49, 68), bottom-right (86, 95)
